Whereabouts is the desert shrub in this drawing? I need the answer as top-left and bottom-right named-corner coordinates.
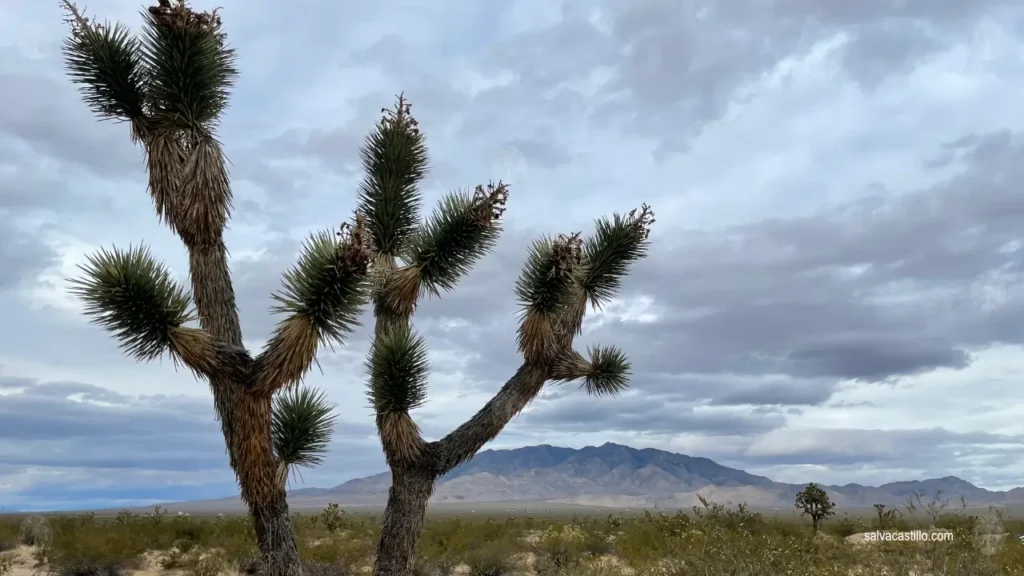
top-left (183, 551), bottom-right (226, 576)
top-left (234, 553), bottom-right (263, 576)
top-left (418, 517), bottom-right (515, 563)
top-left (463, 542), bottom-right (515, 576)
top-left (832, 513), bottom-right (863, 537)
top-left (0, 553), bottom-right (12, 576)
top-left (0, 523), bottom-right (17, 550)
top-left (581, 528), bottom-right (614, 556)
top-left (319, 504), bottom-right (345, 534)
top-left (411, 557), bottom-right (456, 576)
top-left (159, 548), bottom-right (186, 570)
top-left (533, 524), bottom-right (587, 573)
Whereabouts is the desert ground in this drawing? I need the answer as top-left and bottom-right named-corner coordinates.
top-left (2, 500), bottom-right (1024, 576)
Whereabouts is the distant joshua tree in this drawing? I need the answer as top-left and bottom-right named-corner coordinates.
top-left (795, 483), bottom-right (836, 534)
top-left (352, 97), bottom-right (654, 576)
top-left (59, 2), bottom-right (361, 574)
top-left (873, 502), bottom-right (901, 529)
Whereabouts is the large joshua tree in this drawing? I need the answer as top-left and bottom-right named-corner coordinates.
top-left (357, 99), bottom-right (654, 576)
top-left (59, 2), bottom-right (368, 574)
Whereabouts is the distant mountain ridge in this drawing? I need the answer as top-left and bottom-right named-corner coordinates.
top-left (162, 442), bottom-right (1024, 511)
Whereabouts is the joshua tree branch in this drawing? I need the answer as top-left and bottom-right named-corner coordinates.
top-left (60, 0), bottom-right (149, 127)
top-left (429, 362), bottom-right (547, 475)
top-left (381, 182), bottom-right (509, 317)
top-left (271, 385), bottom-right (337, 486)
top-left (171, 328), bottom-right (256, 382)
top-left (67, 243), bottom-right (254, 381)
top-left (427, 206), bottom-right (653, 475)
top-left (357, 94), bottom-right (428, 257)
top-left (253, 217), bottom-right (372, 395)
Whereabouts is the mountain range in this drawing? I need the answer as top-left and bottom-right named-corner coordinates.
top-left (165, 442), bottom-right (1024, 511)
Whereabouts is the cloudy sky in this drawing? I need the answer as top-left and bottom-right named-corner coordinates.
top-left (2, 0), bottom-right (1024, 511)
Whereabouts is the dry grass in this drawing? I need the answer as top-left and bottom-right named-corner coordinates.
top-left (0, 501), bottom-right (1022, 576)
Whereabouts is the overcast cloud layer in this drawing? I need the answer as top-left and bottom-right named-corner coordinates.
top-left (3, 0), bottom-right (1024, 511)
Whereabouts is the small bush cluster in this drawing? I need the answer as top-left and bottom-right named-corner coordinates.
top-left (0, 501), bottom-right (1022, 576)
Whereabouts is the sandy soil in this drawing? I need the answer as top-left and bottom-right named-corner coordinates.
top-left (6, 546), bottom-right (41, 576)
top-left (2, 546), bottom-right (220, 576)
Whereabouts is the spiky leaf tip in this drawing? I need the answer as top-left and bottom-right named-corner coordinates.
top-left (270, 226), bottom-right (371, 347)
top-left (61, 1), bottom-right (149, 124)
top-left (513, 233), bottom-right (583, 317)
top-left (581, 203), bottom-right (654, 308)
top-left (272, 385), bottom-right (337, 480)
top-left (581, 345), bottom-right (631, 397)
top-left (366, 325), bottom-right (429, 415)
top-left (356, 93), bottom-right (429, 256)
top-left (139, 1), bottom-right (237, 130)
top-left (406, 182), bottom-right (509, 296)
top-left (67, 244), bottom-right (193, 362)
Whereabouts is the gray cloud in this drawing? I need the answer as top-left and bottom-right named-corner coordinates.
top-left (0, 374), bottom-right (382, 491)
top-left (724, 427), bottom-right (1024, 483)
top-left (523, 392), bottom-right (787, 436)
top-left (0, 70), bottom-right (140, 180)
top-left (375, 130), bottom-right (1024, 400)
top-left (0, 216), bottom-right (58, 292)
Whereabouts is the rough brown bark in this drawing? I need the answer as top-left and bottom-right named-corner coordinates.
top-left (373, 467), bottom-right (436, 576)
top-left (188, 243), bottom-right (243, 465)
top-left (432, 364), bottom-right (546, 473)
top-left (250, 485), bottom-right (303, 576)
top-left (188, 241), bottom-right (303, 576)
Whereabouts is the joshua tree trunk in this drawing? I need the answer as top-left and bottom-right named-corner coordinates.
top-left (188, 233), bottom-right (300, 563)
top-left (374, 467), bottom-right (436, 576)
top-left (234, 393), bottom-right (302, 576)
top-left (249, 485), bottom-right (302, 576)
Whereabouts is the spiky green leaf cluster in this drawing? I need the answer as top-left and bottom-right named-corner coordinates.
top-left (406, 190), bottom-right (502, 296)
top-left (581, 345), bottom-right (631, 397)
top-left (271, 231), bottom-right (369, 346)
top-left (67, 245), bottom-right (193, 362)
top-left (513, 238), bottom-right (576, 317)
top-left (366, 326), bottom-right (429, 415)
top-left (581, 210), bottom-right (653, 308)
top-left (61, 1), bottom-right (236, 131)
top-left (140, 7), bottom-right (237, 129)
top-left (356, 98), bottom-right (428, 257)
top-left (272, 385), bottom-right (337, 477)
top-left (62, 18), bottom-right (148, 122)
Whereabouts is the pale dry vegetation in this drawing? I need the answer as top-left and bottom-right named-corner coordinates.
top-left (1, 501), bottom-right (1022, 576)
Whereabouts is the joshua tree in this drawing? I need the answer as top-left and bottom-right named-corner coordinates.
top-left (873, 503), bottom-right (887, 528)
top-left (795, 483), bottom-right (836, 534)
top-left (355, 97), bottom-right (654, 576)
top-left (59, 2), bottom-right (367, 574)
